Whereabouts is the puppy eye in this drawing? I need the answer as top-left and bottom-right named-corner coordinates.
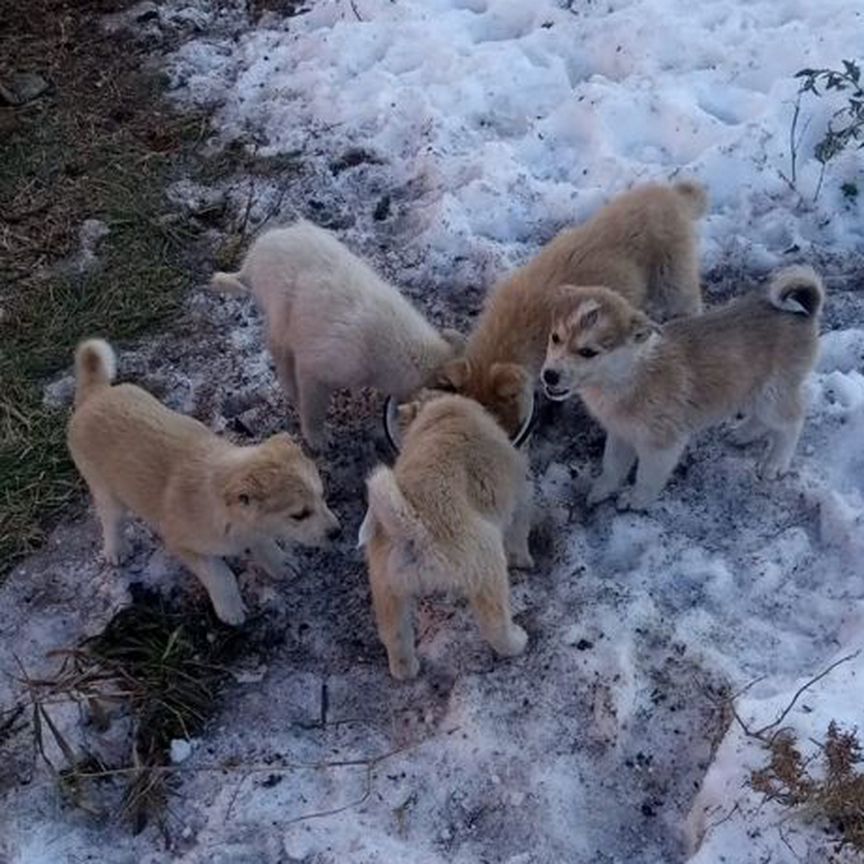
top-left (578, 348), bottom-right (598, 359)
top-left (551, 332), bottom-right (561, 345)
top-left (238, 493), bottom-right (250, 506)
top-left (291, 508), bottom-right (312, 521)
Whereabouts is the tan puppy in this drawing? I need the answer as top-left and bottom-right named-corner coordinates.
top-left (211, 220), bottom-right (464, 448)
top-left (437, 181), bottom-right (708, 436)
top-left (67, 339), bottom-right (340, 625)
top-left (540, 266), bottom-right (824, 509)
top-left (358, 394), bottom-right (532, 680)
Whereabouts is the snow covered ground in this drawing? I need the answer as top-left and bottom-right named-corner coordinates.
top-left (3, 1), bottom-right (864, 862)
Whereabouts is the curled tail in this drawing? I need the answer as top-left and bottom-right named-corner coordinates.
top-left (673, 180), bottom-right (709, 219)
top-left (362, 466), bottom-right (429, 550)
top-left (210, 270), bottom-right (250, 295)
top-left (74, 339), bottom-right (116, 406)
top-left (768, 265), bottom-right (825, 318)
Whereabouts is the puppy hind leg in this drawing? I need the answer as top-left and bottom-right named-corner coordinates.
top-left (91, 486), bottom-right (127, 566)
top-left (588, 434), bottom-right (637, 505)
top-left (729, 414), bottom-right (768, 447)
top-left (504, 474), bottom-right (534, 570)
top-left (369, 567), bottom-right (418, 680)
top-left (175, 549), bottom-right (247, 626)
top-left (296, 367), bottom-right (332, 450)
top-left (470, 550), bottom-right (527, 658)
top-left (618, 439), bottom-right (686, 510)
top-left (756, 396), bottom-right (805, 479)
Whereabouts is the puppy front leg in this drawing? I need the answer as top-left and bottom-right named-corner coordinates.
top-left (618, 439), bottom-right (686, 510)
top-left (505, 475), bottom-right (534, 571)
top-left (249, 538), bottom-right (292, 579)
top-left (588, 434), bottom-right (636, 505)
top-left (470, 550), bottom-right (528, 658)
top-left (272, 344), bottom-right (298, 404)
top-left (175, 550), bottom-right (247, 626)
top-left (296, 368), bottom-right (332, 451)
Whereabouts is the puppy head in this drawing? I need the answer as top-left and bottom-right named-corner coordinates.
top-left (222, 433), bottom-right (340, 549)
top-left (540, 284), bottom-right (659, 400)
top-left (433, 357), bottom-right (532, 438)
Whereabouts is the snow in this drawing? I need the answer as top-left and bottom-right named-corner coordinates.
top-left (2, 1), bottom-right (864, 862)
top-left (168, 0), bottom-right (864, 278)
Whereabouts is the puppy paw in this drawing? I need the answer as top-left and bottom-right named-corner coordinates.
top-left (102, 539), bottom-right (129, 567)
top-left (758, 459), bottom-right (788, 481)
top-left (389, 654), bottom-right (420, 681)
top-left (214, 599), bottom-right (247, 627)
top-left (507, 548), bottom-right (535, 571)
top-left (616, 488), bottom-right (655, 512)
top-left (729, 424), bottom-right (765, 447)
top-left (587, 481), bottom-right (618, 506)
top-left (498, 624), bottom-right (528, 657)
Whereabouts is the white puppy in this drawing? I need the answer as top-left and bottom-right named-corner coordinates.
top-left (540, 266), bottom-right (824, 509)
top-left (212, 221), bottom-right (463, 448)
top-left (68, 339), bottom-right (341, 625)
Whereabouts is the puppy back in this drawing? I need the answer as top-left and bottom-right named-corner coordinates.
top-left (73, 339), bottom-right (117, 407)
top-left (768, 265), bottom-right (825, 319)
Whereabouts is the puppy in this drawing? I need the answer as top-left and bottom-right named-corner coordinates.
top-left (358, 394), bottom-right (533, 680)
top-left (211, 220), bottom-right (464, 448)
top-left (540, 266), bottom-right (824, 509)
top-left (437, 181), bottom-right (708, 435)
top-left (67, 339), bottom-right (340, 625)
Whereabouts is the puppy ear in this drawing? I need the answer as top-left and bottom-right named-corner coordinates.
top-left (577, 299), bottom-right (602, 330)
top-left (490, 362), bottom-right (530, 399)
top-left (223, 472), bottom-right (259, 509)
top-left (435, 357), bottom-right (470, 392)
top-left (397, 401), bottom-right (422, 427)
top-left (631, 315), bottom-right (660, 344)
top-left (441, 328), bottom-right (467, 354)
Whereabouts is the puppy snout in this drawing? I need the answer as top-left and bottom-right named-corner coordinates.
top-left (542, 368), bottom-right (560, 387)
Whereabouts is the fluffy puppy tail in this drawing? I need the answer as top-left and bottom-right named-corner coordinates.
top-left (768, 265), bottom-right (825, 319)
top-left (210, 270), bottom-right (250, 294)
top-left (364, 466), bottom-right (429, 549)
top-left (673, 180), bottom-right (709, 219)
top-left (74, 338), bottom-right (117, 407)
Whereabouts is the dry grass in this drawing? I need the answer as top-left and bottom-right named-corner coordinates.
top-left (18, 589), bottom-right (245, 832)
top-left (0, 1), bottom-right (210, 575)
top-left (751, 722), bottom-right (864, 854)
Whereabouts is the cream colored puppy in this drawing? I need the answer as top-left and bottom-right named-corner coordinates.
top-left (67, 339), bottom-right (340, 625)
top-left (358, 394), bottom-right (532, 680)
top-left (437, 181), bottom-right (708, 436)
top-left (212, 220), bottom-right (463, 448)
top-left (540, 266), bottom-right (824, 509)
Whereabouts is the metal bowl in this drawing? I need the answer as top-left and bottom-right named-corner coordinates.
top-left (382, 391), bottom-right (537, 455)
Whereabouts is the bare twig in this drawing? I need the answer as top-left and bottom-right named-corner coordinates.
top-left (753, 651), bottom-right (861, 740)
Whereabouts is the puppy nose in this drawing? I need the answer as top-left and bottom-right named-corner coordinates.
top-left (327, 524), bottom-right (342, 541)
top-left (543, 368), bottom-right (560, 386)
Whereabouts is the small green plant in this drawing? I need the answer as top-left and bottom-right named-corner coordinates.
top-left (788, 60), bottom-right (864, 200)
